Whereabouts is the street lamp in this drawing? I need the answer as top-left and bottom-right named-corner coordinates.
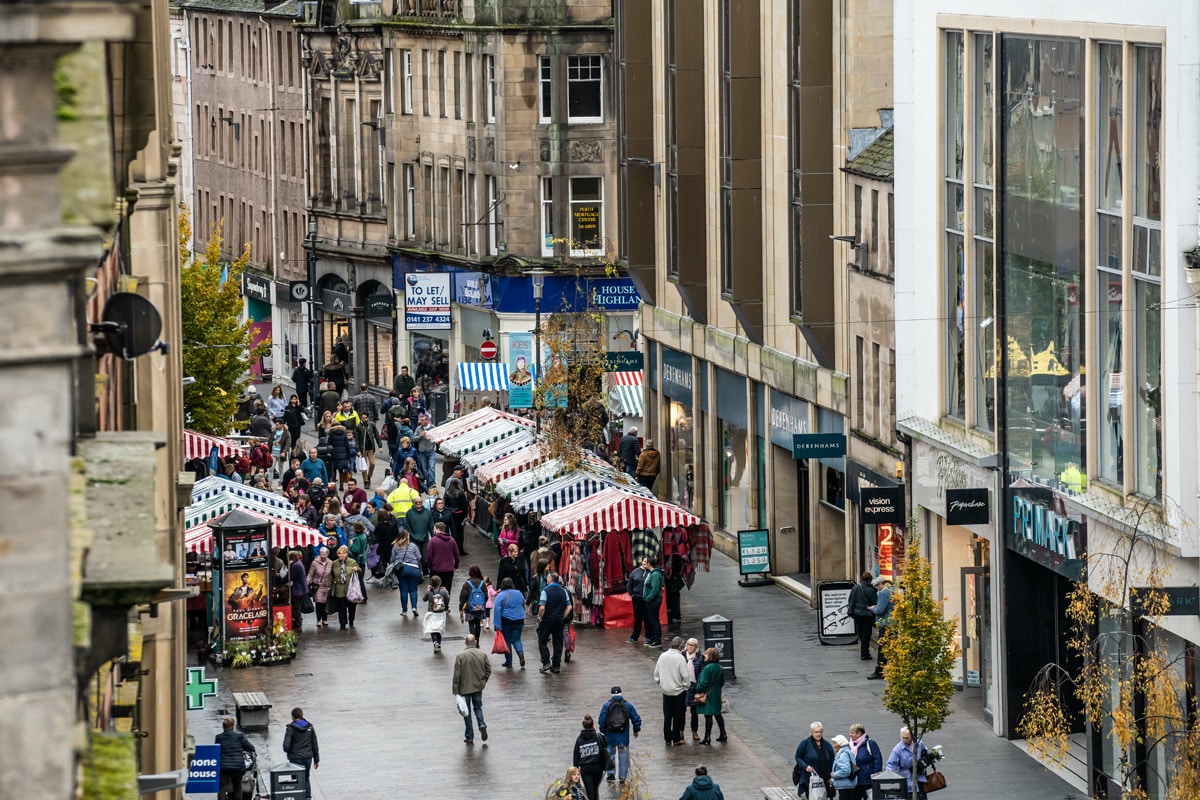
top-left (527, 268), bottom-right (548, 434)
top-left (307, 215), bottom-right (319, 395)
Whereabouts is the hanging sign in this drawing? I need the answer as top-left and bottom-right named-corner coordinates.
top-left (185, 745), bottom-right (221, 794)
top-left (508, 332), bottom-right (535, 409)
top-left (945, 488), bottom-right (990, 526)
top-left (792, 433), bottom-right (846, 460)
top-left (861, 486), bottom-right (905, 525)
top-left (404, 272), bottom-right (452, 330)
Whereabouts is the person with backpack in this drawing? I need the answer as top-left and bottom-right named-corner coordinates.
top-left (458, 565), bottom-right (490, 640)
top-left (571, 715), bottom-right (611, 800)
top-left (282, 707), bottom-right (319, 800)
top-left (422, 574), bottom-right (451, 653)
top-left (843, 723), bottom-right (884, 800)
top-left (597, 686), bottom-right (642, 785)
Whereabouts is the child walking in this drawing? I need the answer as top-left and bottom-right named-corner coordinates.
top-left (483, 577), bottom-right (497, 631)
top-left (422, 575), bottom-right (450, 653)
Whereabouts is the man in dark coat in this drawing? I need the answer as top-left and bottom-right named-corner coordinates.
top-left (291, 358), bottom-right (313, 408)
top-left (847, 571), bottom-right (879, 661)
top-left (618, 427), bottom-right (641, 476)
top-left (282, 707), bottom-right (319, 799)
top-left (393, 365), bottom-right (416, 398)
top-left (215, 717), bottom-right (256, 800)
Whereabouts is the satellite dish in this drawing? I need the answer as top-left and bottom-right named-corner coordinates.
top-left (95, 293), bottom-right (165, 359)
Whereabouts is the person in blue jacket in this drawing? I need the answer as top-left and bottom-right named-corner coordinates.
top-left (829, 735), bottom-right (857, 796)
top-left (794, 721), bottom-right (835, 797)
top-left (886, 727), bottom-right (929, 799)
top-left (597, 686), bottom-right (642, 784)
top-left (846, 722), bottom-right (884, 799)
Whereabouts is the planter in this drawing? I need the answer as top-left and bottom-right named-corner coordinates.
top-left (1185, 250), bottom-right (1200, 269)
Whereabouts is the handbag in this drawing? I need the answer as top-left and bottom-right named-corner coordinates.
top-left (346, 572), bottom-right (365, 604)
top-left (924, 770), bottom-right (947, 792)
top-left (300, 595), bottom-right (315, 614)
top-left (693, 693), bottom-right (707, 705)
top-left (491, 630), bottom-right (510, 655)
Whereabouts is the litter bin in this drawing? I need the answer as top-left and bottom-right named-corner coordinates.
top-left (270, 763), bottom-right (308, 800)
top-left (430, 386), bottom-right (449, 425)
top-left (702, 614), bottom-right (735, 680)
top-left (871, 768), bottom-right (907, 800)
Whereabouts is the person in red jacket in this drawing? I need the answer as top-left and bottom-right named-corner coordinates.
top-left (425, 522), bottom-right (461, 593)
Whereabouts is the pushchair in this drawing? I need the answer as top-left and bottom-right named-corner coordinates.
top-left (221, 749), bottom-right (262, 800)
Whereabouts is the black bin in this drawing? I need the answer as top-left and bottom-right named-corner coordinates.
top-left (702, 614), bottom-right (735, 680)
top-left (871, 769), bottom-right (907, 800)
top-left (270, 764), bottom-right (308, 800)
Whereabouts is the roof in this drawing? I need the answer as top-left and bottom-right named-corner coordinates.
top-left (843, 128), bottom-right (894, 182)
top-left (179, 0), bottom-right (298, 16)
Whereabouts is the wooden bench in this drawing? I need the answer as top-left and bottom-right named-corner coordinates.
top-left (232, 692), bottom-right (271, 730)
top-left (762, 788), bottom-right (795, 800)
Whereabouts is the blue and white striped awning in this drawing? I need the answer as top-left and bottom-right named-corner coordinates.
top-left (460, 433), bottom-right (537, 469)
top-left (511, 471), bottom-right (652, 515)
top-left (457, 362), bottom-right (510, 392)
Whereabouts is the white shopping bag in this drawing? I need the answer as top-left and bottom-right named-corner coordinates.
top-left (808, 775), bottom-right (829, 800)
top-left (455, 694), bottom-right (469, 717)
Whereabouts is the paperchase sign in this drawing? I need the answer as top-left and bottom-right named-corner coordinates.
top-left (860, 486), bottom-right (905, 525)
top-left (946, 488), bottom-right (990, 526)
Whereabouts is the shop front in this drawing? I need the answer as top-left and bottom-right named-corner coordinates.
top-left (715, 367), bottom-right (753, 533)
top-left (358, 280), bottom-right (395, 391)
top-left (661, 346), bottom-right (697, 512)
top-left (767, 389), bottom-right (812, 581)
top-left (316, 276), bottom-right (351, 381)
top-left (242, 272), bottom-right (273, 380)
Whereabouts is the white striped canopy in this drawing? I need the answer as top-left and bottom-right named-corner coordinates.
top-left (510, 472), bottom-right (652, 515)
top-left (185, 490), bottom-right (305, 530)
top-left (427, 407), bottom-right (535, 445)
top-left (460, 432), bottom-right (537, 469)
top-left (439, 418), bottom-right (528, 457)
top-left (539, 486), bottom-right (701, 538)
top-left (184, 509), bottom-right (324, 554)
top-left (184, 429), bottom-right (247, 461)
top-left (607, 371), bottom-right (644, 417)
top-left (457, 361), bottom-right (510, 392)
top-left (191, 476), bottom-right (296, 513)
top-left (474, 442), bottom-right (548, 485)
top-left (493, 458), bottom-right (571, 497)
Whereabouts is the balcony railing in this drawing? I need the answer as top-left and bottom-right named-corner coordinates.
top-left (396, 0), bottom-right (462, 19)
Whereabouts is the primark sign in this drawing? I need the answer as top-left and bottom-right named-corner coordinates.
top-left (1009, 492), bottom-right (1085, 577)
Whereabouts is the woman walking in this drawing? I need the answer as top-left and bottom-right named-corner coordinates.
top-left (458, 565), bottom-right (489, 640)
top-left (390, 530), bottom-right (423, 616)
top-left (326, 424), bottom-right (356, 492)
top-left (492, 577), bottom-right (527, 669)
top-left (328, 545), bottom-right (362, 630)
top-left (885, 727), bottom-right (929, 800)
top-left (288, 551), bottom-right (309, 631)
top-left (496, 543), bottom-right (526, 595)
top-left (422, 575), bottom-right (451, 653)
top-left (306, 547), bottom-right (333, 627)
top-left (267, 385), bottom-right (288, 420)
top-left (444, 477), bottom-right (470, 555)
top-left (693, 647), bottom-right (727, 744)
top-left (372, 507), bottom-right (399, 578)
top-left (282, 394), bottom-right (306, 457)
top-left (497, 512), bottom-right (521, 557)
top-left (571, 715), bottom-right (609, 800)
top-left (685, 637), bottom-right (705, 741)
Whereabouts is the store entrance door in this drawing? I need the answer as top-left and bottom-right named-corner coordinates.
top-left (960, 566), bottom-right (991, 710)
top-left (796, 462), bottom-right (811, 585)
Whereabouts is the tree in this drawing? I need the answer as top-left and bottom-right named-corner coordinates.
top-left (178, 205), bottom-right (269, 434)
top-left (880, 522), bottom-right (959, 799)
top-left (1017, 500), bottom-right (1200, 800)
top-left (535, 303), bottom-right (611, 470)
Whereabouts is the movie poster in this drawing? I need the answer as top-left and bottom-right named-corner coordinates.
top-left (220, 528), bottom-right (272, 644)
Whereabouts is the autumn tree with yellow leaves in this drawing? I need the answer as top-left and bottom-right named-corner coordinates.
top-left (179, 205), bottom-right (269, 434)
top-left (880, 523), bottom-right (959, 798)
top-left (1017, 501), bottom-right (1200, 800)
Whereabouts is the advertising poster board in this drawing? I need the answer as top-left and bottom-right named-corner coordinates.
top-left (404, 272), bottom-right (452, 330)
top-left (185, 745), bottom-right (221, 794)
top-left (736, 529), bottom-right (771, 587)
top-left (817, 580), bottom-right (857, 645)
top-left (219, 527), bottom-right (271, 644)
top-left (508, 332), bottom-right (535, 409)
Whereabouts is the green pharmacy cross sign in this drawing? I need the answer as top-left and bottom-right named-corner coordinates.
top-left (184, 667), bottom-right (218, 711)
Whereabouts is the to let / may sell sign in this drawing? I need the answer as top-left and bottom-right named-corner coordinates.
top-left (404, 272), bottom-right (452, 330)
top-left (737, 529), bottom-right (770, 575)
top-left (186, 744), bottom-right (221, 794)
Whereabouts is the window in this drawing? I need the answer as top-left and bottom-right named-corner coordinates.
top-left (485, 175), bottom-right (499, 255)
top-left (440, 166), bottom-right (451, 245)
top-left (567, 54), bottom-right (602, 122)
top-left (423, 164), bottom-right (434, 243)
top-left (569, 177), bottom-right (603, 256)
top-left (422, 50), bottom-right (431, 116)
top-left (539, 55), bottom-right (552, 123)
top-left (855, 336), bottom-right (865, 428)
top-left (464, 53), bottom-right (475, 122)
top-left (453, 51), bottom-right (462, 120)
top-left (456, 167), bottom-right (466, 250)
top-left (401, 50), bottom-right (413, 114)
top-left (467, 173), bottom-right (477, 253)
top-left (972, 33), bottom-right (995, 430)
top-left (484, 55), bottom-right (496, 123)
top-left (540, 176), bottom-right (554, 256)
top-left (870, 189), bottom-right (879, 270)
top-left (403, 164), bottom-right (415, 240)
top-left (718, 0), bottom-right (731, 293)
top-left (945, 31), bottom-right (966, 420)
top-left (438, 50), bottom-right (447, 118)
top-left (664, 0), bottom-right (679, 278)
top-left (364, 99), bottom-right (382, 212)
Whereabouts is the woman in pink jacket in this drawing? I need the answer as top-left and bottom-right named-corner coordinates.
top-left (306, 547), bottom-right (334, 627)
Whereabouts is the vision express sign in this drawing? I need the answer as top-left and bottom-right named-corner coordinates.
top-left (860, 485), bottom-right (905, 525)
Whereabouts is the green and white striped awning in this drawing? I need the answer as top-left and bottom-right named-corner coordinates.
top-left (608, 371), bottom-right (643, 417)
top-left (439, 418), bottom-right (529, 458)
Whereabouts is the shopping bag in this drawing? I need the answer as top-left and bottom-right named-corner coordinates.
top-left (455, 695), bottom-right (469, 717)
top-left (808, 775), bottom-right (829, 800)
top-left (355, 454), bottom-right (369, 472)
top-left (346, 573), bottom-right (365, 604)
top-left (491, 630), bottom-right (510, 655)
top-left (300, 595), bottom-right (315, 614)
top-left (366, 544), bottom-right (380, 571)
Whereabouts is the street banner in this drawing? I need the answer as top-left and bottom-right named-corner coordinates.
top-left (509, 332), bottom-right (535, 409)
top-left (219, 527), bottom-right (271, 644)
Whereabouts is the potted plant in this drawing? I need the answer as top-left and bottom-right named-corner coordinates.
top-left (1185, 247), bottom-right (1200, 269)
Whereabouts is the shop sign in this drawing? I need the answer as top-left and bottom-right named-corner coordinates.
top-left (508, 332), bottom-right (535, 409)
top-left (861, 486), bottom-right (905, 525)
top-left (847, 460), bottom-right (899, 506)
top-left (661, 347), bottom-right (693, 403)
top-left (1009, 492), bottom-right (1085, 578)
top-left (817, 580), bottom-right (857, 644)
top-left (366, 293), bottom-right (393, 318)
top-left (913, 441), bottom-right (992, 522)
top-left (769, 391), bottom-right (810, 450)
top-left (792, 433), bottom-right (846, 460)
top-left (219, 528), bottom-right (271, 645)
top-left (572, 203), bottom-right (601, 247)
top-left (1131, 586), bottom-right (1200, 617)
top-left (737, 529), bottom-right (770, 575)
top-left (454, 272), bottom-right (493, 308)
top-left (946, 488), bottom-right (990, 525)
top-left (185, 745), bottom-right (221, 794)
top-left (404, 272), bottom-right (452, 330)
top-left (321, 288), bottom-right (351, 316)
top-left (241, 273), bottom-right (271, 303)
top-left (587, 277), bottom-right (641, 310)
top-left (606, 351), bottom-right (644, 372)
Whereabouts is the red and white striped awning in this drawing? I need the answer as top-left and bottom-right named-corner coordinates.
top-left (427, 407), bottom-right (536, 445)
top-left (539, 486), bottom-right (702, 538)
top-left (474, 442), bottom-right (548, 485)
top-left (184, 509), bottom-right (324, 554)
top-left (184, 428), bottom-right (247, 461)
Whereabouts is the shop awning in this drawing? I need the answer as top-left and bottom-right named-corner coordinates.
top-left (457, 362), bottom-right (510, 392)
top-left (607, 371), bottom-right (644, 417)
top-left (460, 432), bottom-right (537, 469)
top-left (439, 418), bottom-right (530, 458)
top-left (184, 429), bottom-right (247, 461)
top-left (540, 486), bottom-right (701, 538)
top-left (184, 509), bottom-right (324, 554)
top-left (191, 476), bottom-right (298, 514)
top-left (493, 458), bottom-right (571, 497)
top-left (511, 472), bottom-right (652, 515)
top-left (185, 489), bottom-right (306, 530)
top-left (474, 443), bottom-right (549, 485)
top-left (427, 407), bottom-right (535, 445)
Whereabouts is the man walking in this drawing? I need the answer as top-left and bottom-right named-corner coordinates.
top-left (412, 412), bottom-right (438, 487)
top-left (291, 358), bottom-right (313, 410)
top-left (452, 634), bottom-right (492, 744)
top-left (598, 687), bottom-right (642, 785)
top-left (215, 717), bottom-right (255, 800)
top-left (654, 636), bottom-right (693, 745)
top-left (537, 571), bottom-right (571, 674)
top-left (641, 557), bottom-right (665, 647)
top-left (625, 559), bottom-right (649, 645)
top-left (847, 571), bottom-right (879, 661)
top-left (425, 522), bottom-right (461, 592)
top-left (867, 577), bottom-right (894, 680)
top-left (618, 426), bottom-right (642, 476)
top-left (351, 383), bottom-right (379, 424)
top-left (393, 364), bottom-right (415, 398)
top-left (282, 708), bottom-right (319, 800)
top-left (404, 496), bottom-right (434, 573)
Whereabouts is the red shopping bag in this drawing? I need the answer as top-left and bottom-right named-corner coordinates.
top-left (491, 630), bottom-right (510, 655)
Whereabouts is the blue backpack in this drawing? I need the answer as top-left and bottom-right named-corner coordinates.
top-left (467, 580), bottom-right (487, 614)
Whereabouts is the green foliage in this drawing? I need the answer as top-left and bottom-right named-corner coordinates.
top-left (179, 205), bottom-right (269, 434)
top-left (881, 523), bottom-right (959, 755)
top-left (81, 731), bottom-right (138, 800)
top-left (55, 62), bottom-right (80, 121)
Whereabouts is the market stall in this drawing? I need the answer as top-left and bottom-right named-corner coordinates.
top-left (427, 406), bottom-right (534, 445)
top-left (190, 476), bottom-right (298, 513)
top-left (459, 431), bottom-right (538, 470)
top-left (184, 428), bottom-right (247, 461)
top-left (455, 362), bottom-right (510, 414)
top-left (184, 510), bottom-right (324, 555)
top-left (185, 491), bottom-right (306, 530)
top-left (510, 472), bottom-right (652, 515)
top-left (438, 417), bottom-right (531, 458)
top-left (472, 441), bottom-right (549, 485)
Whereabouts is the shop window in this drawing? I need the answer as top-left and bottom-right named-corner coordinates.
top-left (484, 54), bottom-right (496, 123)
top-left (567, 54), bottom-right (602, 123)
top-left (569, 177), bottom-right (604, 256)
